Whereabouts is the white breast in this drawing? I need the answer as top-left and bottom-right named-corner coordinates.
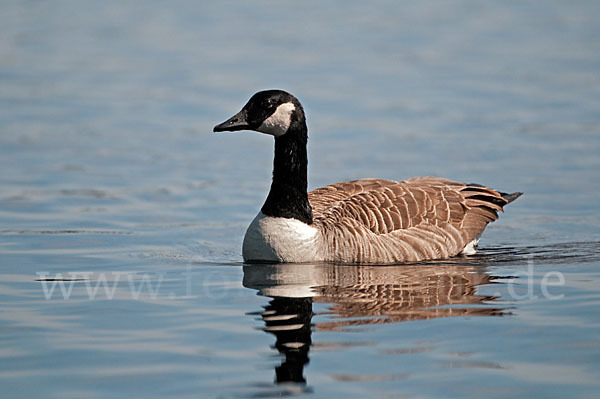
top-left (242, 212), bottom-right (321, 262)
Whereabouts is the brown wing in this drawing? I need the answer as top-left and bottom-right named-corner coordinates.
top-left (309, 177), bottom-right (513, 263)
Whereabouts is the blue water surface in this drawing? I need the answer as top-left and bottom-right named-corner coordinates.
top-left (1, 1), bottom-right (599, 398)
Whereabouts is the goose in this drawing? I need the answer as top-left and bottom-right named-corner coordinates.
top-left (214, 90), bottom-right (521, 264)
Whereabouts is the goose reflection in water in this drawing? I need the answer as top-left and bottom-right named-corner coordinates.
top-left (243, 263), bottom-right (508, 387)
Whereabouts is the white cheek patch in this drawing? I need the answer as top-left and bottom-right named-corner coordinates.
top-left (256, 102), bottom-right (295, 137)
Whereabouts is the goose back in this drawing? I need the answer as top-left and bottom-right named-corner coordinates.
top-left (309, 176), bottom-right (517, 263)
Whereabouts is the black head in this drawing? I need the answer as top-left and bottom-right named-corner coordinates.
top-left (213, 90), bottom-right (304, 137)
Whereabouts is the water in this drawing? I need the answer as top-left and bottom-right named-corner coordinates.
top-left (1, 1), bottom-right (599, 398)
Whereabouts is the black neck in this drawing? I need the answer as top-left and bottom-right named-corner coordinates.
top-left (261, 115), bottom-right (313, 224)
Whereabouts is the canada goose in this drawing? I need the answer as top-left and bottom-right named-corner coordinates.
top-left (214, 90), bottom-right (521, 264)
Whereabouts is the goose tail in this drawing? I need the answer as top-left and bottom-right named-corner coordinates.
top-left (500, 191), bottom-right (523, 205)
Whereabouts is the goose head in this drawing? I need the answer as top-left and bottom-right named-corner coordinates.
top-left (213, 90), bottom-right (305, 137)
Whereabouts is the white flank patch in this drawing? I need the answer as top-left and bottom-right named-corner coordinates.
top-left (242, 212), bottom-right (320, 262)
top-left (462, 237), bottom-right (480, 255)
top-left (256, 102), bottom-right (295, 137)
